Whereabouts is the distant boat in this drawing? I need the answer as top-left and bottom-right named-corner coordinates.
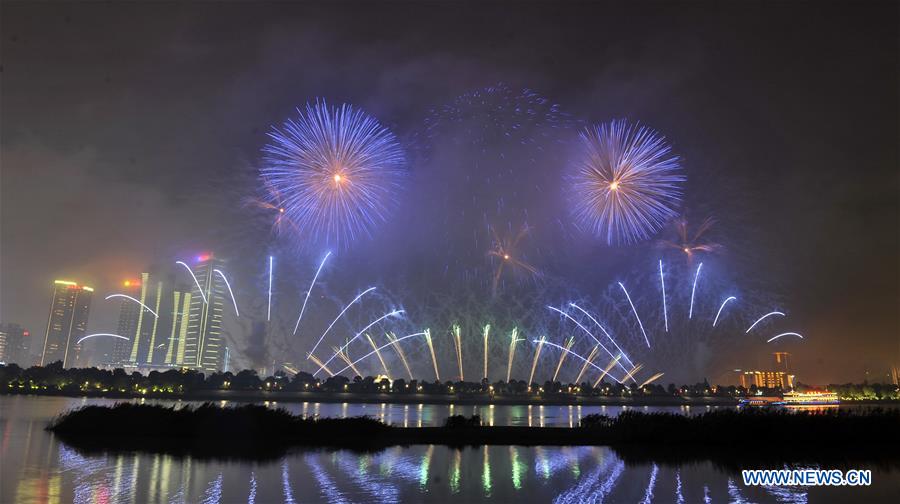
top-left (738, 391), bottom-right (840, 407)
top-left (779, 390), bottom-right (840, 406)
top-left (738, 395), bottom-right (783, 406)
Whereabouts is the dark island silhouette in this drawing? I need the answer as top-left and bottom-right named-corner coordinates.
top-left (47, 403), bottom-right (900, 470)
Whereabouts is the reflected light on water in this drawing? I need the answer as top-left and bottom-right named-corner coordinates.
top-left (482, 446), bottom-right (492, 497)
top-left (450, 449), bottom-right (462, 494)
top-left (3, 397), bottom-right (897, 503)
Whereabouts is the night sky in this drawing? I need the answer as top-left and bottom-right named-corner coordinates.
top-left (1, 1), bottom-right (897, 384)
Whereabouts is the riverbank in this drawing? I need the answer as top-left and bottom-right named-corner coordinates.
top-left (5, 388), bottom-right (742, 406)
top-left (48, 403), bottom-right (900, 464)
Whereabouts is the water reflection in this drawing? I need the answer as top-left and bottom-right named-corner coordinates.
top-left (640, 464), bottom-right (659, 503)
top-left (482, 445), bottom-right (491, 496)
top-left (247, 472), bottom-right (257, 504)
top-left (7, 438), bottom-right (896, 503)
top-left (281, 460), bottom-right (296, 504)
top-left (2, 396), bottom-right (898, 503)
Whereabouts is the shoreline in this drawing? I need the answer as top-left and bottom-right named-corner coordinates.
top-left (1, 389), bottom-right (741, 407)
top-left (7, 389), bottom-right (900, 407)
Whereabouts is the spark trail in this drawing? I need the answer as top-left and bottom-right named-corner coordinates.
top-left (594, 355), bottom-right (623, 387)
top-left (507, 327), bottom-right (521, 383)
top-left (386, 332), bottom-right (414, 380)
top-left (267, 256), bottom-right (274, 321)
top-left (308, 354), bottom-right (334, 376)
top-left (767, 332), bottom-right (804, 343)
top-left (535, 340), bottom-right (624, 385)
top-left (424, 329), bottom-right (440, 381)
top-left (334, 332), bottom-right (427, 377)
top-left (367, 334), bottom-right (391, 379)
top-left (574, 345), bottom-right (600, 385)
top-left (212, 269), bottom-right (240, 317)
top-left (552, 337), bottom-right (575, 382)
top-left (293, 252), bottom-right (331, 335)
top-left (659, 260), bottom-right (668, 332)
top-left (334, 346), bottom-right (361, 377)
top-left (529, 336), bottom-right (546, 387)
top-left (689, 262), bottom-right (703, 319)
top-left (176, 261), bottom-right (207, 304)
top-left (307, 287), bottom-right (376, 360)
top-left (104, 294), bottom-right (159, 318)
top-left (313, 309), bottom-right (404, 376)
top-left (622, 363), bottom-right (644, 383)
top-left (746, 311), bottom-right (786, 333)
top-left (568, 303), bottom-right (634, 368)
top-left (640, 372), bottom-right (665, 388)
top-left (452, 324), bottom-right (464, 381)
top-left (483, 324), bottom-right (491, 381)
top-left (619, 282), bottom-right (651, 348)
top-left (712, 296), bottom-right (736, 327)
top-left (76, 333), bottom-right (129, 345)
top-left (547, 306), bottom-right (631, 375)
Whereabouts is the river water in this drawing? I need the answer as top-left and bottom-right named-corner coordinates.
top-left (1, 395), bottom-right (897, 503)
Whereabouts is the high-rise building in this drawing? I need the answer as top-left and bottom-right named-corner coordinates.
top-left (737, 353), bottom-right (796, 390)
top-left (109, 274), bottom-right (191, 369)
top-left (110, 279), bottom-right (143, 366)
top-left (0, 323), bottom-right (31, 364)
top-left (739, 370), bottom-right (794, 390)
top-left (163, 288), bottom-right (192, 366)
top-left (40, 280), bottom-right (93, 368)
top-left (0, 326), bottom-right (8, 362)
top-left (123, 272), bottom-right (166, 366)
top-left (182, 253), bottom-right (226, 372)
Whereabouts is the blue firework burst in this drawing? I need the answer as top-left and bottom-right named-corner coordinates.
top-left (569, 120), bottom-right (684, 245)
top-left (260, 100), bottom-right (408, 249)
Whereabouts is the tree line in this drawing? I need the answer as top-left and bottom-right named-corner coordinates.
top-left (1, 362), bottom-right (897, 400)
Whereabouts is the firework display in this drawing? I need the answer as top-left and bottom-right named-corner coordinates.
top-left (84, 247), bottom-right (803, 388)
top-left (568, 120), bottom-right (684, 245)
top-left (488, 224), bottom-right (541, 297)
top-left (421, 84), bottom-right (568, 153)
top-left (13, 7), bottom-right (895, 502)
top-left (409, 85), bottom-right (571, 296)
top-left (657, 216), bottom-right (722, 261)
top-left (75, 88), bottom-right (806, 387)
top-left (260, 101), bottom-right (408, 249)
